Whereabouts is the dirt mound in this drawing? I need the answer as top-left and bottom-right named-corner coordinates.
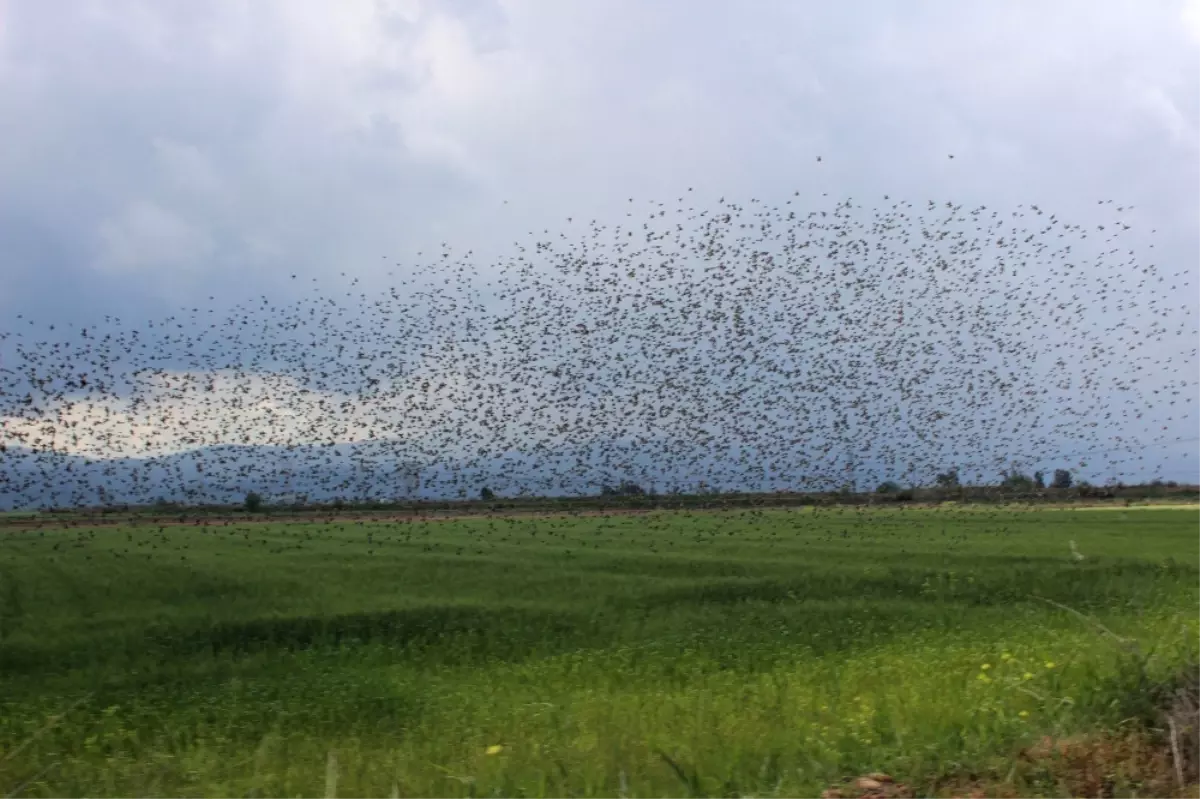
top-left (821, 665), bottom-right (1199, 799)
top-left (821, 772), bottom-right (915, 799)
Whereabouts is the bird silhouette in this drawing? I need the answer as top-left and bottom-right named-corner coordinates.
top-left (0, 190), bottom-right (1194, 521)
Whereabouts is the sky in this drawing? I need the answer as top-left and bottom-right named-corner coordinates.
top-left (1, 0), bottom-right (1198, 501)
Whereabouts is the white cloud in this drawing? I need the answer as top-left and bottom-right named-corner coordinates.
top-left (152, 138), bottom-right (223, 196)
top-left (1129, 80), bottom-right (1199, 145)
top-left (95, 201), bottom-right (215, 275)
top-left (0, 362), bottom-right (476, 459)
top-left (1183, 0), bottom-right (1200, 44)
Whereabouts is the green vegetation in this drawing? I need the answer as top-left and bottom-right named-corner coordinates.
top-left (243, 492), bottom-right (264, 513)
top-left (1053, 470), bottom-right (1074, 490)
top-left (0, 504), bottom-right (1196, 796)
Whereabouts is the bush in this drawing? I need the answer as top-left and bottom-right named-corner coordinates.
top-left (935, 469), bottom-right (960, 489)
top-left (1078, 482), bottom-right (1114, 499)
top-left (243, 492), bottom-right (263, 513)
top-left (601, 481), bottom-right (646, 497)
top-left (876, 481), bottom-right (901, 494)
top-left (1000, 472), bottom-right (1036, 493)
top-left (480, 487), bottom-right (496, 501)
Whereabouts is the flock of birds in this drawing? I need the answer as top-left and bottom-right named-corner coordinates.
top-left (0, 191), bottom-right (1195, 510)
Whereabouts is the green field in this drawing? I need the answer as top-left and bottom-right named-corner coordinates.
top-left (0, 504), bottom-right (1196, 797)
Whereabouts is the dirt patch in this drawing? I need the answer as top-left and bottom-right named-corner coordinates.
top-left (823, 735), bottom-right (1197, 799)
top-left (822, 665), bottom-right (1199, 799)
top-left (821, 772), bottom-right (916, 798)
top-left (1016, 732), bottom-right (1182, 797)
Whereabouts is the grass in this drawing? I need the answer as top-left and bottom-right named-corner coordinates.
top-left (0, 503), bottom-right (1195, 797)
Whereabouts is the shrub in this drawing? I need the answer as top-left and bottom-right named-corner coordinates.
top-left (1052, 469), bottom-right (1073, 489)
top-left (1000, 472), bottom-right (1036, 492)
top-left (243, 492), bottom-right (263, 513)
top-left (936, 469), bottom-right (960, 489)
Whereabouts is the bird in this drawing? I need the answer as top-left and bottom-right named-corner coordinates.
top-left (0, 189), bottom-right (1192, 517)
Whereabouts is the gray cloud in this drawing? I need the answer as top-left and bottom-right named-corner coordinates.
top-left (1, 0), bottom-right (1194, 308)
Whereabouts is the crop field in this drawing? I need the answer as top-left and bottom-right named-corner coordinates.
top-left (0, 503), bottom-right (1196, 797)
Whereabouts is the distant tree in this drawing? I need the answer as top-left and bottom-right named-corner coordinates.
top-left (1077, 480), bottom-right (1114, 499)
top-left (480, 486), bottom-right (496, 501)
top-left (999, 471), bottom-right (1035, 492)
top-left (602, 481), bottom-right (646, 497)
top-left (243, 491), bottom-right (263, 513)
top-left (1051, 469), bottom-right (1073, 489)
top-left (1033, 471), bottom-right (1045, 489)
top-left (935, 469), bottom-right (960, 489)
top-left (876, 481), bottom-right (901, 494)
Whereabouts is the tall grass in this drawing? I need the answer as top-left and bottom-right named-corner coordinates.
top-left (0, 505), bottom-right (1195, 796)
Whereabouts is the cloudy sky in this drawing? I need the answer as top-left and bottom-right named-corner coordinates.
top-left (1, 0), bottom-right (1198, 496)
top-left (2, 0), bottom-right (1196, 314)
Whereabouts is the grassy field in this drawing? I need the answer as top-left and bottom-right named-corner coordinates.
top-left (0, 504), bottom-right (1195, 797)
